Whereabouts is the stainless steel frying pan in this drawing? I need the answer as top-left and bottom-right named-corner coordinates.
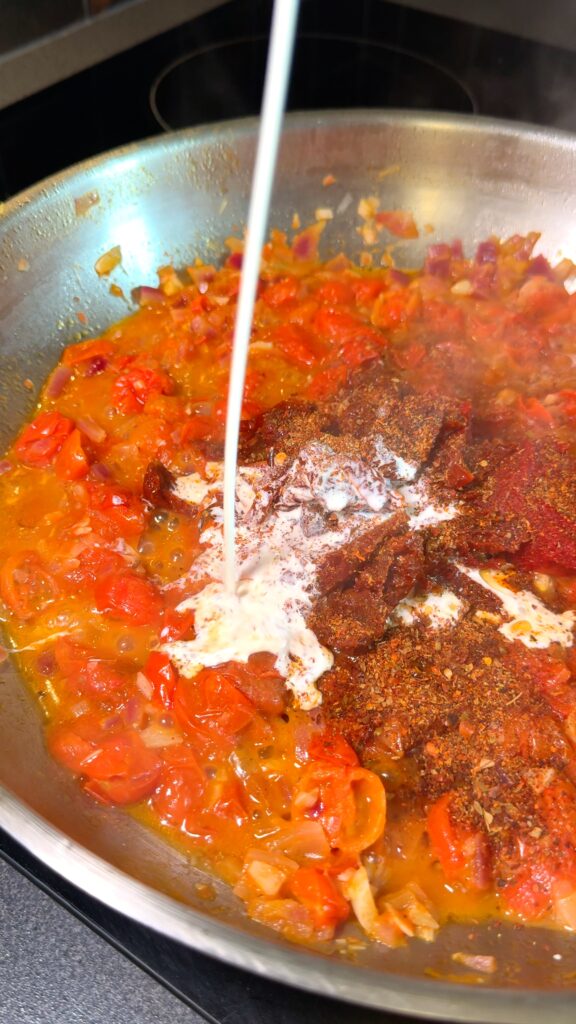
top-left (1, 112), bottom-right (576, 1023)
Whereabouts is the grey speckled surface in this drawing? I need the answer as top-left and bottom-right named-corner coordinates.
top-left (0, 859), bottom-right (205, 1024)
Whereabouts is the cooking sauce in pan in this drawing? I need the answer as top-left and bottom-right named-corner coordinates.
top-left (2, 219), bottom-right (576, 952)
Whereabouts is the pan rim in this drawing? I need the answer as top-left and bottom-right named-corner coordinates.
top-left (2, 109), bottom-right (576, 1021)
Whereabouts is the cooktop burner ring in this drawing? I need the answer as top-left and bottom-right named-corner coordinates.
top-left (150, 32), bottom-right (477, 133)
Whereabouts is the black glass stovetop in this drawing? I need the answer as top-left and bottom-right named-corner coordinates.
top-left (0, 828), bottom-right (410, 1024)
top-left (2, 1), bottom-right (576, 1020)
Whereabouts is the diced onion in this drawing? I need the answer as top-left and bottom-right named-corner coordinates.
top-left (77, 416), bottom-right (107, 444)
top-left (554, 890), bottom-right (576, 930)
top-left (95, 246), bottom-right (122, 277)
top-left (135, 671), bottom-right (153, 700)
top-left (46, 365), bottom-right (73, 398)
top-left (139, 723), bottom-right (182, 748)
top-left (452, 952), bottom-right (497, 974)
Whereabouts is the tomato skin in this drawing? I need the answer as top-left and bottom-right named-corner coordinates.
top-left (427, 792), bottom-right (491, 890)
top-left (49, 716), bottom-right (162, 805)
top-left (502, 779), bottom-right (576, 919)
top-left (308, 730), bottom-right (359, 767)
top-left (61, 544), bottom-right (125, 588)
top-left (292, 763), bottom-right (386, 854)
top-left (94, 571), bottom-right (162, 626)
top-left (144, 651), bottom-right (178, 708)
top-left (174, 669), bottom-right (255, 743)
top-left (55, 638), bottom-right (125, 696)
top-left (314, 280), bottom-right (354, 306)
top-left (392, 341), bottom-right (426, 370)
top-left (113, 366), bottom-right (172, 414)
top-left (153, 748), bottom-right (206, 826)
top-left (54, 428), bottom-right (89, 480)
top-left (211, 779), bottom-right (248, 825)
top-left (306, 365), bottom-right (347, 400)
top-left (352, 277), bottom-right (387, 306)
top-left (261, 276), bottom-right (299, 307)
top-left (62, 337), bottom-right (114, 367)
top-left (15, 411), bottom-right (73, 467)
top-left (219, 655), bottom-right (287, 714)
top-left (314, 307), bottom-right (383, 349)
top-left (289, 867), bottom-right (350, 929)
top-left (160, 607), bottom-right (195, 643)
top-left (89, 485), bottom-right (146, 538)
top-left (0, 551), bottom-right (57, 620)
top-left (273, 324), bottom-right (318, 368)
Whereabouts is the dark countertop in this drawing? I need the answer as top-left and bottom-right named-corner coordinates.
top-left (0, 858), bottom-right (204, 1024)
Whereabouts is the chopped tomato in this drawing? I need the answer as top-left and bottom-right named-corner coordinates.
top-left (55, 638), bottom-right (125, 696)
top-left (292, 763), bottom-right (386, 854)
top-left (309, 730), bottom-right (359, 766)
top-left (314, 280), bottom-right (354, 306)
top-left (313, 308), bottom-right (383, 351)
top-left (289, 867), bottom-right (350, 929)
top-left (54, 429), bottom-right (89, 480)
top-left (306, 365), bottom-right (347, 400)
top-left (94, 571), bottom-right (162, 626)
top-left (153, 748), bottom-right (206, 826)
top-left (87, 483), bottom-right (146, 538)
top-left (15, 411), bottom-right (73, 467)
top-left (351, 276), bottom-right (387, 305)
top-left (174, 669), bottom-right (255, 744)
top-left (62, 337), bottom-right (114, 367)
top-left (113, 366), bottom-right (172, 414)
top-left (261, 276), bottom-right (300, 307)
top-left (427, 792), bottom-right (491, 890)
top-left (219, 654), bottom-right (287, 714)
top-left (211, 779), bottom-right (248, 825)
top-left (392, 341), bottom-right (426, 369)
top-left (0, 550), bottom-right (57, 620)
top-left (273, 324), bottom-right (318, 368)
top-left (49, 715), bottom-right (161, 805)
top-left (375, 209), bottom-right (419, 239)
top-left (372, 289), bottom-right (420, 330)
top-left (503, 779), bottom-right (576, 919)
top-left (159, 606), bottom-right (195, 643)
top-left (144, 650), bottom-right (178, 708)
top-left (517, 396), bottom-right (553, 425)
top-left (60, 544), bottom-right (125, 588)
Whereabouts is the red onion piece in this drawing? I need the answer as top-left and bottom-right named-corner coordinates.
top-left (475, 240), bottom-right (498, 264)
top-left (36, 650), bottom-right (56, 676)
top-left (91, 462), bottom-right (111, 481)
top-left (0, 460), bottom-right (12, 476)
top-left (471, 263), bottom-right (496, 298)
top-left (124, 696), bottom-right (147, 727)
top-left (77, 416), bottom-right (106, 444)
top-left (389, 269), bottom-right (410, 287)
top-left (425, 243), bottom-right (452, 277)
top-left (132, 285), bottom-right (164, 307)
top-left (85, 355), bottom-right (108, 377)
top-left (527, 254), bottom-right (554, 279)
top-left (228, 251), bottom-right (243, 270)
top-left (46, 365), bottom-right (72, 398)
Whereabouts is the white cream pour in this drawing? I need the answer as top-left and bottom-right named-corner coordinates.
top-left (394, 589), bottom-right (464, 629)
top-left (457, 564), bottom-right (575, 649)
top-left (163, 442), bottom-right (457, 709)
